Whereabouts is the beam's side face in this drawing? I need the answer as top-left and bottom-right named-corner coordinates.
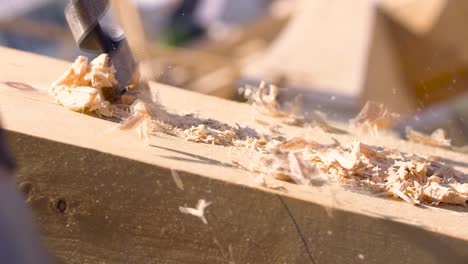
top-left (9, 131), bottom-right (468, 264)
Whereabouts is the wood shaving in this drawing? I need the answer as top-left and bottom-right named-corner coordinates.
top-left (155, 119), bottom-right (263, 148)
top-left (171, 169), bottom-right (184, 191)
top-left (304, 111), bottom-right (338, 133)
top-left (179, 199), bottom-right (212, 224)
top-left (240, 82), bottom-right (334, 129)
top-left (244, 137), bottom-right (468, 206)
top-left (49, 54), bottom-right (118, 117)
top-left (146, 104), bottom-right (265, 148)
top-left (118, 100), bottom-right (152, 145)
top-left (239, 81), bottom-right (286, 117)
top-left (263, 182), bottom-right (288, 192)
top-left (239, 81), bottom-right (299, 124)
top-left (406, 127), bottom-right (451, 147)
top-left (352, 101), bottom-right (400, 134)
top-left (233, 160), bottom-right (288, 192)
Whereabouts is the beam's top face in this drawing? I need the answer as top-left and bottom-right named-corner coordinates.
top-left (1, 47), bottom-right (468, 241)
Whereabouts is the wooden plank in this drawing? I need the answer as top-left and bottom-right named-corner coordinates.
top-left (1, 47), bottom-right (468, 263)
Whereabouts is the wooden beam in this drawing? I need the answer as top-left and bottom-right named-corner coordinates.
top-left (1, 47), bottom-right (468, 263)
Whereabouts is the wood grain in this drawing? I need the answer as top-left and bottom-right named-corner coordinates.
top-left (1, 47), bottom-right (468, 263)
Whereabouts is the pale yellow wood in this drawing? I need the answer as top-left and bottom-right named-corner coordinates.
top-left (243, 0), bottom-right (374, 98)
top-left (1, 47), bottom-right (468, 263)
top-left (361, 13), bottom-right (416, 114)
top-left (241, 0), bottom-right (446, 116)
top-left (379, 0), bottom-right (447, 34)
top-left (387, 0), bottom-right (468, 107)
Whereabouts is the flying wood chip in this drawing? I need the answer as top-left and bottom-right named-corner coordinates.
top-left (406, 127), bottom-right (451, 147)
top-left (352, 101), bottom-right (400, 133)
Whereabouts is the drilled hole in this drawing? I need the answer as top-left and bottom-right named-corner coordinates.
top-left (56, 199), bottom-right (67, 213)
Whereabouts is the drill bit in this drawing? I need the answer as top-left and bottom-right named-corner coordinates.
top-left (65, 0), bottom-right (136, 99)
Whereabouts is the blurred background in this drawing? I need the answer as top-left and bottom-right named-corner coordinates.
top-left (2, 0), bottom-right (468, 146)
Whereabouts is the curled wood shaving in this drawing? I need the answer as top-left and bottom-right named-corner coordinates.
top-left (240, 82), bottom-right (337, 131)
top-left (49, 54), bottom-right (118, 117)
top-left (118, 100), bottom-right (152, 145)
top-left (49, 85), bottom-right (112, 116)
top-left (244, 137), bottom-right (468, 206)
top-left (179, 199), bottom-right (212, 224)
top-left (239, 81), bottom-right (286, 117)
top-left (406, 127), bottom-right (451, 147)
top-left (239, 81), bottom-right (301, 125)
top-left (49, 55), bottom-right (160, 144)
top-left (352, 101), bottom-right (400, 134)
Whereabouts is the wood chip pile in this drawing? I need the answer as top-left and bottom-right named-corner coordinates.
top-left (238, 81), bottom-right (468, 206)
top-left (49, 55), bottom-right (119, 117)
top-left (246, 137), bottom-right (468, 205)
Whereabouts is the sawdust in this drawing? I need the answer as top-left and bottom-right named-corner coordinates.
top-left (150, 111), bottom-right (265, 149)
top-left (406, 127), bottom-right (451, 147)
top-left (132, 89), bottom-right (273, 148)
top-left (243, 137), bottom-right (468, 205)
